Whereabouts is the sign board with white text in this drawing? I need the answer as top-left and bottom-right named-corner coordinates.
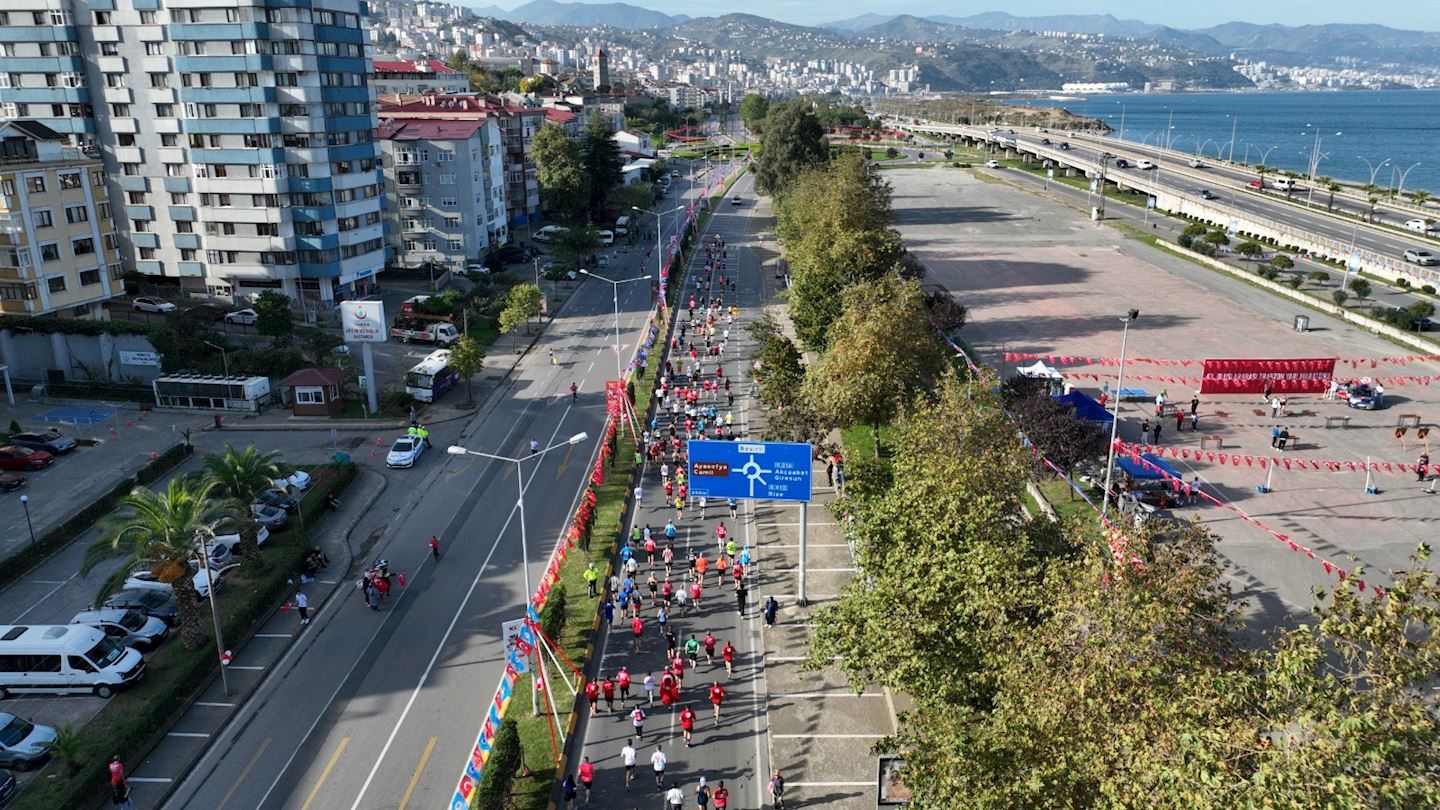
top-left (340, 300), bottom-right (387, 343)
top-left (119, 351), bottom-right (161, 366)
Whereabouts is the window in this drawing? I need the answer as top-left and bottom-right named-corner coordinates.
top-left (101, 42), bottom-right (119, 56)
top-left (93, 11), bottom-right (111, 24)
top-left (149, 73), bottom-right (168, 89)
top-left (72, 238), bottom-right (95, 256)
top-left (276, 72), bottom-right (298, 87)
top-left (170, 192), bottom-right (190, 205)
top-left (80, 269), bottom-right (101, 286)
top-left (59, 173), bottom-right (81, 190)
top-left (97, 201), bottom-right (110, 220)
top-left (179, 249), bottom-right (196, 261)
top-left (256, 222), bottom-right (278, 236)
top-left (144, 42), bottom-right (165, 56)
top-left (448, 239), bottom-right (463, 250)
top-left (103, 233), bottom-right (118, 251)
top-left (445, 216), bottom-right (461, 228)
top-left (127, 192), bottom-right (146, 205)
top-left (105, 73), bottom-right (125, 88)
top-left (110, 103), bottom-right (130, 118)
top-left (175, 221), bottom-right (193, 233)
top-left (65, 205), bottom-right (89, 225)
top-left (165, 164), bottom-right (184, 177)
top-left (439, 173), bottom-right (455, 185)
top-left (295, 387), bottom-right (324, 405)
top-left (437, 150), bottom-right (455, 162)
top-left (161, 133), bottom-right (178, 147)
top-left (138, 247), bottom-right (155, 259)
top-left (46, 276), bottom-right (68, 296)
top-left (139, 10), bottom-right (157, 24)
top-left (27, 176), bottom-right (45, 194)
top-left (32, 210), bottom-right (53, 229)
top-left (154, 103), bottom-right (174, 118)
top-left (440, 197), bottom-right (457, 208)
top-left (0, 179), bottom-right (13, 196)
top-left (39, 243), bottom-right (60, 263)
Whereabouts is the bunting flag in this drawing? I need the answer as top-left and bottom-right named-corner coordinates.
top-left (1113, 440), bottom-right (1427, 477)
top-left (1005, 351), bottom-right (1440, 368)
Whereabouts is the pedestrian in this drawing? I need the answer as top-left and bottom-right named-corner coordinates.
top-left (663, 626), bottom-right (679, 660)
top-left (648, 573), bottom-right (660, 605)
top-left (111, 780), bottom-right (135, 810)
top-left (1141, 419), bottom-right (1151, 439)
top-left (689, 578), bottom-right (703, 609)
top-left (1270, 396), bottom-right (1282, 418)
top-left (584, 563), bottom-right (599, 598)
top-left (585, 679), bottom-right (601, 716)
top-left (1174, 409), bottom-right (1184, 432)
top-left (618, 666), bottom-right (632, 703)
top-left (296, 591), bottom-right (310, 625)
top-left (685, 634), bottom-right (701, 669)
top-left (1190, 412), bottom-right (1199, 431)
top-left (1277, 427), bottom-right (1290, 450)
top-left (631, 703), bottom-right (647, 737)
top-left (763, 595), bottom-right (779, 627)
top-left (665, 781), bottom-right (684, 810)
top-left (634, 483), bottom-right (643, 505)
top-left (652, 747), bottom-right (668, 788)
top-left (632, 615), bottom-right (644, 653)
top-left (1279, 396), bottom-right (1288, 416)
top-left (680, 704), bottom-right (697, 746)
top-left (1263, 383), bottom-right (1274, 403)
top-left (695, 551), bottom-right (709, 582)
top-left (620, 738), bottom-right (638, 789)
top-left (709, 681), bottom-right (726, 725)
top-left (696, 777), bottom-right (712, 809)
top-left (1270, 425), bottom-right (1281, 448)
top-left (603, 675), bottom-right (617, 712)
top-left (645, 535), bottom-right (657, 566)
top-left (703, 630), bottom-right (717, 664)
top-left (578, 757), bottom-right (595, 804)
top-left (713, 780), bottom-right (730, 809)
top-left (601, 598), bottom-right (614, 626)
top-left (715, 555), bottom-right (729, 587)
top-left (736, 581), bottom-right (748, 616)
top-left (727, 498), bottom-right (737, 519)
top-left (1150, 421), bottom-right (1161, 445)
top-left (722, 640), bottom-right (736, 678)
top-left (769, 770), bottom-right (786, 809)
top-left (1418, 453), bottom-right (1430, 482)
top-left (644, 672), bottom-right (656, 705)
top-left (109, 756), bottom-right (126, 788)
top-left (366, 583), bottom-right (381, 610)
top-left (1190, 395), bottom-right (1200, 416)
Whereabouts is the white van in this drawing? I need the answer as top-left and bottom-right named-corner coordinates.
top-left (614, 215), bottom-right (631, 236)
top-left (533, 225), bottom-right (569, 243)
top-left (0, 625), bottom-right (146, 699)
top-left (598, 229), bottom-right (615, 246)
top-left (1273, 177), bottom-right (1296, 191)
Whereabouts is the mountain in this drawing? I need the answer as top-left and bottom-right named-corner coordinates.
top-left (503, 0), bottom-right (679, 28)
top-left (820, 13), bottom-right (896, 32)
top-left (926, 12), bottom-right (1159, 38)
top-left (1200, 21), bottom-right (1440, 56)
top-left (855, 14), bottom-right (1006, 45)
top-left (466, 4), bottom-right (511, 18)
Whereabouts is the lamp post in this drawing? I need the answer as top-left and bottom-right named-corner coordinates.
top-left (633, 204), bottom-right (686, 297)
top-left (579, 269), bottom-right (652, 381)
top-left (448, 432), bottom-right (589, 715)
top-left (203, 340), bottom-right (229, 377)
top-left (1099, 309), bottom-right (1139, 524)
top-left (19, 494), bottom-right (34, 544)
top-left (1304, 127), bottom-right (1342, 207)
top-left (1359, 156), bottom-right (1392, 190)
top-left (193, 531), bottom-right (229, 696)
top-left (1258, 144), bottom-right (1279, 167)
top-left (1225, 114), bottom-right (1238, 163)
top-left (1394, 161), bottom-right (1422, 200)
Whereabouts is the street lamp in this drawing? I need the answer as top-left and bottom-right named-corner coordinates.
top-left (203, 340), bottom-right (229, 377)
top-left (193, 529), bottom-right (230, 695)
top-left (1394, 161), bottom-right (1422, 200)
top-left (448, 432), bottom-right (589, 715)
top-left (1225, 114), bottom-right (1238, 163)
top-left (1099, 309), bottom-right (1139, 524)
top-left (632, 204), bottom-right (686, 292)
top-left (1359, 156), bottom-right (1392, 190)
top-left (579, 269), bottom-right (652, 381)
top-left (1304, 127), bottom-right (1342, 207)
top-left (19, 494), bottom-right (34, 544)
top-left (1258, 144), bottom-right (1279, 167)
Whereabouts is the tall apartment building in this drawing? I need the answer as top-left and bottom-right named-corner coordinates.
top-left (378, 118), bottom-right (506, 269)
top-left (370, 59), bottom-right (468, 97)
top-left (0, 120), bottom-right (123, 317)
top-left (377, 94), bottom-right (545, 228)
top-left (0, 0), bottom-right (384, 310)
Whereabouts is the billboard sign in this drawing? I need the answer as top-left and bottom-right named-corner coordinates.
top-left (118, 350), bottom-right (160, 366)
top-left (1200, 357), bottom-right (1337, 394)
top-left (340, 300), bottom-right (387, 343)
top-left (687, 440), bottom-right (812, 502)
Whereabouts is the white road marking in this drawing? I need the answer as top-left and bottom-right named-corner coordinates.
top-left (167, 732), bottom-right (210, 738)
top-left (788, 781), bottom-right (872, 787)
top-left (774, 692), bottom-right (886, 698)
top-left (228, 665), bottom-right (264, 671)
top-left (127, 777), bottom-right (174, 783)
top-left (770, 733), bottom-right (886, 739)
top-left (195, 702), bottom-right (234, 708)
top-left (10, 573), bottom-right (78, 623)
top-left (254, 633), bottom-right (291, 638)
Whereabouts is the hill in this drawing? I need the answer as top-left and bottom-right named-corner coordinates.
top-left (820, 13), bottom-right (897, 32)
top-left (504, 0), bottom-right (679, 28)
top-left (927, 12), bottom-right (1158, 38)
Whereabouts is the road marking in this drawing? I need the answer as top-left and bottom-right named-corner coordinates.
top-left (215, 737), bottom-right (271, 809)
top-left (761, 543), bottom-right (850, 549)
top-left (10, 573), bottom-right (77, 623)
top-left (228, 665), bottom-right (264, 671)
top-left (166, 731), bottom-right (210, 738)
top-left (789, 781), bottom-right (873, 787)
top-left (300, 737), bottom-right (350, 810)
top-left (768, 655), bottom-right (841, 662)
top-left (126, 777), bottom-right (173, 783)
top-left (254, 633), bottom-right (291, 638)
top-left (771, 733), bottom-right (887, 739)
top-left (775, 692), bottom-right (886, 698)
top-left (194, 701), bottom-right (234, 708)
top-left (397, 736), bottom-right (438, 810)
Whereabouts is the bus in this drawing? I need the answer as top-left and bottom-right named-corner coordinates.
top-left (405, 350), bottom-right (458, 403)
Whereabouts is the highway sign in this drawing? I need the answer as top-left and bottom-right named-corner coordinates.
top-left (687, 440), bottom-right (812, 502)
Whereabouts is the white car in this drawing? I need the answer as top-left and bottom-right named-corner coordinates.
top-left (598, 230), bottom-right (615, 246)
top-left (985, 159), bottom-right (1001, 168)
top-left (224, 308), bottom-right (259, 325)
top-left (1188, 159), bottom-right (1205, 169)
top-left (386, 435), bottom-right (425, 469)
top-left (731, 195), bottom-right (742, 206)
top-left (205, 520), bottom-right (271, 560)
top-left (464, 263), bottom-right (490, 274)
top-left (132, 297), bottom-right (176, 313)
top-left (1404, 249), bottom-right (1439, 266)
top-left (1405, 219), bottom-right (1437, 234)
top-left (1137, 159), bottom-right (1156, 170)
top-left (125, 561), bottom-right (221, 600)
top-left (272, 470), bottom-right (311, 492)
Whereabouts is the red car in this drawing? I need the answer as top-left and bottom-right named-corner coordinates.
top-left (1247, 180), bottom-right (1264, 189)
top-left (0, 445), bottom-right (54, 471)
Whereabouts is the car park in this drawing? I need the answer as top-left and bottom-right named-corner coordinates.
top-left (253, 488), bottom-right (297, 514)
top-left (223, 308), bottom-right (259, 326)
top-left (0, 712), bottom-right (57, 770)
top-left (69, 608), bottom-right (168, 652)
top-left (0, 446), bottom-right (52, 472)
top-left (249, 502), bottom-right (288, 530)
top-left (132, 297), bottom-right (176, 313)
top-left (386, 435), bottom-right (425, 469)
top-left (984, 159), bottom-right (1001, 168)
top-left (0, 474), bottom-right (23, 493)
top-left (1404, 249), bottom-right (1439, 266)
top-left (274, 470), bottom-right (311, 491)
top-left (1197, 189), bottom-right (1218, 200)
top-left (205, 521), bottom-right (270, 560)
top-left (5, 430), bottom-right (76, 455)
top-left (101, 589), bottom-right (179, 627)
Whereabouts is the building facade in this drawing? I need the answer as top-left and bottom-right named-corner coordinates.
top-left (371, 59), bottom-right (468, 96)
top-left (0, 0), bottom-right (385, 310)
top-left (0, 121), bottom-right (122, 317)
top-left (379, 118), bottom-right (505, 269)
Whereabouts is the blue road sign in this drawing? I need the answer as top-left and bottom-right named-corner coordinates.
top-left (687, 440), bottom-right (812, 502)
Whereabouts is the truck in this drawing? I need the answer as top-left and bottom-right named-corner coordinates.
top-left (389, 317), bottom-right (460, 346)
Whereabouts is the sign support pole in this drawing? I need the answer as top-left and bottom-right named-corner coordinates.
top-left (797, 501), bottom-right (808, 606)
top-left (361, 341), bottom-right (378, 415)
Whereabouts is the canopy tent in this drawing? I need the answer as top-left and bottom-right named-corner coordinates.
top-left (1017, 360), bottom-right (1063, 380)
top-left (1117, 453), bottom-right (1181, 481)
top-left (1052, 390), bottom-right (1114, 425)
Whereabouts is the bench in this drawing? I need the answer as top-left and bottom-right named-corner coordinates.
top-left (1200, 434), bottom-right (1224, 450)
top-left (1325, 415), bottom-right (1352, 429)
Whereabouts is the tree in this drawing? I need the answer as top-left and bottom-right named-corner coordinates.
top-left (1349, 278), bottom-right (1372, 300)
top-left (1413, 189), bottom-right (1431, 206)
top-left (754, 101), bottom-right (828, 197)
top-left (1236, 240), bottom-right (1264, 258)
top-left (254, 291), bottom-right (294, 345)
top-left (83, 478), bottom-right (234, 649)
top-left (1332, 289), bottom-right (1350, 307)
top-left (581, 114), bottom-right (624, 215)
top-left (804, 276), bottom-right (948, 456)
top-left (1255, 163), bottom-right (1270, 185)
top-left (498, 283), bottom-right (542, 337)
top-left (608, 183), bottom-right (655, 224)
top-left (531, 123), bottom-right (590, 223)
top-left (1001, 376), bottom-right (1107, 474)
top-left (553, 225), bottom-right (601, 271)
top-left (923, 290), bottom-right (967, 333)
top-left (202, 443), bottom-right (286, 571)
top-left (1323, 178), bottom-right (1341, 211)
top-left (1203, 229), bottom-right (1230, 246)
top-left (518, 74), bottom-right (554, 94)
top-left (738, 93), bottom-right (769, 134)
top-left (449, 335), bottom-right (485, 405)
top-left (1270, 255), bottom-right (1295, 270)
top-left (1409, 300), bottom-right (1436, 330)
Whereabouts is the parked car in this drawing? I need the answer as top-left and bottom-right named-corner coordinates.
top-left (224, 308), bottom-right (259, 326)
top-left (253, 488), bottom-right (298, 514)
top-left (1404, 249), bottom-right (1439, 266)
top-left (132, 297), bottom-right (176, 313)
top-left (1340, 383), bottom-right (1386, 410)
top-left (273, 470), bottom-right (311, 491)
top-left (0, 712), bottom-right (56, 770)
top-left (0, 446), bottom-right (53, 472)
top-left (984, 159), bottom-right (1001, 168)
top-left (6, 429), bottom-right (76, 455)
top-left (1404, 218), bottom-right (1437, 234)
top-left (463, 263), bottom-right (490, 274)
top-left (124, 560), bottom-right (221, 600)
top-left (0, 474), bottom-right (23, 493)
top-left (598, 229), bottom-right (615, 246)
top-left (70, 608), bottom-right (169, 652)
top-left (205, 520), bottom-right (270, 559)
top-left (387, 435), bottom-right (425, 469)
top-left (249, 502), bottom-right (288, 529)
top-left (1197, 189), bottom-right (1218, 200)
top-left (493, 245), bottom-right (529, 263)
top-left (101, 589), bottom-right (180, 627)
top-left (0, 768), bottom-right (16, 806)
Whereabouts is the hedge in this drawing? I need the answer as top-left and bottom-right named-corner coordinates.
top-left (474, 720), bottom-right (523, 810)
top-left (0, 441), bottom-right (189, 592)
top-left (0, 314), bottom-right (162, 338)
top-left (11, 462), bottom-right (357, 810)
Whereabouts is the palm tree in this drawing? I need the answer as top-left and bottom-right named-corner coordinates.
top-left (1318, 176), bottom-right (1340, 211)
top-left (203, 443), bottom-right (288, 570)
top-left (1255, 164), bottom-right (1269, 185)
top-left (1413, 189), bottom-right (1432, 208)
top-left (83, 478), bottom-right (234, 649)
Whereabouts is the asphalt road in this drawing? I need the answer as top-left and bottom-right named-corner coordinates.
top-left (158, 186), bottom-right (719, 809)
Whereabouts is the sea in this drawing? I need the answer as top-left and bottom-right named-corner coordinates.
top-left (1001, 89), bottom-right (1440, 193)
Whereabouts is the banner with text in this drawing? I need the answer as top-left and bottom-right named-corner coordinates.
top-left (1199, 357), bottom-right (1337, 394)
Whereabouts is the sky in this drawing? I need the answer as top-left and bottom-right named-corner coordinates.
top-left (508, 0), bottom-right (1439, 31)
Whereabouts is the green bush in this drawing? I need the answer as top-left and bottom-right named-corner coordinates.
top-left (1181, 223), bottom-right (1208, 238)
top-left (1191, 241), bottom-right (1218, 258)
top-left (474, 720), bottom-right (523, 810)
top-left (539, 582), bottom-right (567, 643)
top-left (1270, 255), bottom-right (1294, 270)
top-left (1423, 285), bottom-right (1436, 295)
top-left (1332, 289), bottom-right (1350, 307)
top-left (1256, 266), bottom-right (1280, 281)
top-left (1286, 275), bottom-right (1304, 290)
top-left (1307, 271), bottom-right (1329, 284)
top-left (1177, 234), bottom-right (1193, 249)
top-left (1349, 278), bottom-right (1372, 299)
top-left (1395, 277), bottom-right (1411, 288)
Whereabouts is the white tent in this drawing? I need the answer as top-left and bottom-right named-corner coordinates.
top-left (1016, 360), bottom-right (1063, 380)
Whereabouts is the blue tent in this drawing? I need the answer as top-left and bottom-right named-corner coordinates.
top-left (1052, 391), bottom-right (1114, 425)
top-left (1117, 453), bottom-right (1181, 481)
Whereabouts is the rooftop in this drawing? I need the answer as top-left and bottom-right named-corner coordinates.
top-left (372, 59), bottom-right (462, 76)
top-left (379, 119), bottom-right (491, 141)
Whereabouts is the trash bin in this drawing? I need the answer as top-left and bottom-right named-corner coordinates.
top-left (1293, 315), bottom-right (1310, 332)
top-left (214, 413), bottom-right (224, 429)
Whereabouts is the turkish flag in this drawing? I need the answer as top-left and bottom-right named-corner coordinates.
top-left (1322, 560), bottom-right (1333, 573)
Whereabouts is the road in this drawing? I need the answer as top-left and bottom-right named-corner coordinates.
top-left (156, 183), bottom-right (719, 809)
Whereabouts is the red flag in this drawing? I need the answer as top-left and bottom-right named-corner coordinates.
top-left (1244, 455), bottom-right (1253, 467)
top-left (1322, 560), bottom-right (1333, 574)
top-left (1282, 459), bottom-right (1292, 470)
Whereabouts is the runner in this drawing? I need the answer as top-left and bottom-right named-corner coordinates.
top-left (632, 615), bottom-right (644, 653)
top-left (577, 756), bottom-right (595, 803)
top-left (685, 634), bottom-right (701, 670)
top-left (602, 675), bottom-right (616, 713)
top-left (703, 630), bottom-right (717, 665)
top-left (585, 678), bottom-right (600, 717)
top-left (709, 681), bottom-right (726, 726)
top-left (769, 770), bottom-right (786, 809)
top-left (652, 746), bottom-right (668, 788)
top-left (722, 640), bottom-right (736, 678)
top-left (679, 704), bottom-right (697, 747)
top-left (617, 666), bottom-right (632, 703)
top-left (631, 703), bottom-right (647, 738)
top-left (620, 738), bottom-right (638, 789)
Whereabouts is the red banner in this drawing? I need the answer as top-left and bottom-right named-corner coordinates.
top-left (605, 379), bottom-right (624, 417)
top-left (1199, 358), bottom-right (1337, 394)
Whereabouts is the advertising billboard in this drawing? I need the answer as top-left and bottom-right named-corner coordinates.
top-left (340, 300), bottom-right (387, 343)
top-left (1199, 358), bottom-right (1337, 394)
